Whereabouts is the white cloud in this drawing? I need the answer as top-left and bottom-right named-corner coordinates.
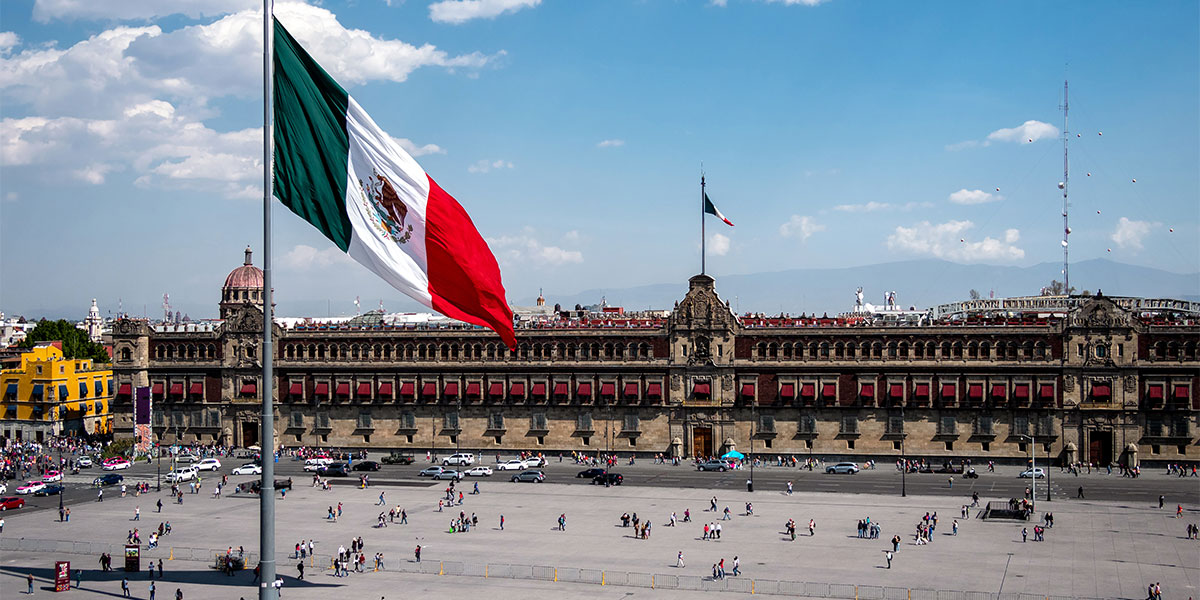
top-left (393, 136), bottom-right (446, 157)
top-left (778, 215), bottom-right (825, 241)
top-left (468, 159), bottom-right (514, 173)
top-left (767, 0), bottom-right (827, 4)
top-left (280, 244), bottom-right (354, 270)
top-left (72, 163), bottom-right (118, 184)
top-left (32, 0), bottom-right (256, 22)
top-left (0, 32), bottom-right (19, 56)
top-left (947, 119), bottom-right (1058, 151)
top-left (1110, 217), bottom-right (1158, 250)
top-left (561, 230), bottom-right (580, 243)
top-left (429, 0), bottom-right (541, 24)
top-left (708, 233), bottom-right (731, 256)
top-left (887, 220), bottom-right (1025, 262)
top-left (948, 188), bottom-right (1001, 205)
top-left (596, 139), bottom-right (624, 148)
top-left (488, 228), bottom-right (583, 266)
top-left (833, 201), bottom-right (890, 212)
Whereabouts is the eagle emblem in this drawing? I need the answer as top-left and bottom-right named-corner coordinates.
top-left (359, 169), bottom-right (414, 245)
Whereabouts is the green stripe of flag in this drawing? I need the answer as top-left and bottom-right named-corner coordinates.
top-left (272, 18), bottom-right (353, 252)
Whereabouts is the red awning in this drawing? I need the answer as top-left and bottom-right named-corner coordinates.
top-left (399, 382), bottom-right (414, 397)
top-left (577, 382), bottom-right (592, 397)
top-left (444, 382), bottom-right (459, 397)
top-left (968, 384), bottom-right (983, 399)
top-left (189, 382), bottom-right (204, 396)
top-left (741, 384), bottom-right (756, 397)
top-left (315, 382), bottom-right (329, 396)
top-left (488, 383), bottom-right (503, 397)
top-left (860, 383), bottom-right (874, 398)
top-left (335, 383), bottom-right (350, 397)
top-left (151, 383), bottom-right (164, 395)
top-left (531, 383), bottom-right (546, 397)
top-left (1091, 384), bottom-right (1111, 399)
top-left (799, 383), bottom-right (814, 398)
top-left (510, 383), bottom-right (525, 396)
top-left (1013, 384), bottom-right (1030, 399)
top-left (821, 383), bottom-right (835, 398)
top-left (914, 383), bottom-right (930, 397)
top-left (240, 383), bottom-right (257, 395)
top-left (1147, 385), bottom-right (1164, 399)
top-left (1039, 384), bottom-right (1054, 399)
top-left (288, 382), bottom-right (304, 397)
top-left (1174, 385), bottom-right (1190, 399)
top-left (646, 382), bottom-right (662, 398)
top-left (941, 384), bottom-right (956, 398)
top-left (465, 383), bottom-right (481, 397)
top-left (889, 384), bottom-right (903, 398)
top-left (553, 382), bottom-right (569, 397)
top-left (169, 383), bottom-right (184, 395)
top-left (991, 384), bottom-right (1006, 398)
top-left (693, 382), bottom-right (711, 395)
top-left (117, 383), bottom-right (131, 396)
top-left (379, 382), bottom-right (394, 396)
top-left (780, 383), bottom-right (796, 398)
top-left (600, 383), bottom-right (616, 397)
top-left (623, 383), bottom-right (639, 398)
top-left (357, 383), bottom-right (372, 396)
top-left (420, 383), bottom-right (436, 397)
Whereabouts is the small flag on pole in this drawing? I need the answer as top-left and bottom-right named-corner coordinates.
top-left (704, 193), bottom-right (734, 226)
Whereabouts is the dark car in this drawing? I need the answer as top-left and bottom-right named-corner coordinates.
top-left (697, 460), bottom-right (731, 472)
top-left (592, 473), bottom-right (623, 486)
top-left (34, 484), bottom-right (65, 496)
top-left (93, 474), bottom-right (124, 487)
top-left (237, 478), bottom-right (294, 495)
top-left (351, 460), bottom-right (381, 472)
top-left (381, 452), bottom-right (415, 465)
top-left (511, 470), bottom-right (545, 483)
top-left (0, 496), bottom-right (26, 510)
top-left (319, 462), bottom-right (350, 477)
top-left (577, 468), bottom-right (606, 479)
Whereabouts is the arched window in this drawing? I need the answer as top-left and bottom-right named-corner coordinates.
top-left (979, 342), bottom-right (990, 359)
top-left (967, 342), bottom-right (978, 359)
top-left (941, 342), bottom-right (952, 359)
top-left (846, 342), bottom-right (857, 359)
top-left (121, 348), bottom-right (132, 361)
top-left (819, 342), bottom-right (830, 359)
top-left (887, 342), bottom-right (897, 359)
top-left (835, 342), bottom-right (845, 359)
top-left (898, 341), bottom-right (909, 359)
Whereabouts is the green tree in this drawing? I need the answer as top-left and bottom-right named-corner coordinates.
top-left (1042, 280), bottom-right (1076, 296)
top-left (18, 319), bottom-right (110, 363)
top-left (968, 289), bottom-right (981, 300)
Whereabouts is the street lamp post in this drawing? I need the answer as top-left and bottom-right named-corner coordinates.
top-left (900, 403), bottom-right (907, 497)
top-left (1021, 434), bottom-right (1037, 512)
top-left (57, 441), bottom-right (64, 515)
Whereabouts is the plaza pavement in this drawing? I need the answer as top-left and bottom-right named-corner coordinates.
top-left (1, 474), bottom-right (1196, 600)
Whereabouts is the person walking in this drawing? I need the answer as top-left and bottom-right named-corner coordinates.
top-left (175, 589), bottom-right (182, 600)
top-left (135, 506), bottom-right (141, 521)
top-left (1159, 495), bottom-right (1165, 509)
top-left (500, 515), bottom-right (504, 530)
top-left (378, 491), bottom-right (385, 506)
top-left (1077, 486), bottom-right (1085, 499)
top-left (786, 481), bottom-right (793, 495)
top-left (892, 534), bottom-right (901, 552)
top-left (148, 581), bottom-right (156, 600)
top-left (414, 545), bottom-right (421, 563)
top-left (121, 578), bottom-right (130, 598)
top-left (676, 551), bottom-right (685, 568)
top-left (1021, 527), bottom-right (1028, 542)
top-left (885, 550), bottom-right (893, 569)
top-left (296, 562), bottom-right (304, 581)
top-left (27, 573), bottom-right (34, 595)
top-left (157, 499), bottom-right (162, 513)
top-left (952, 520), bottom-right (959, 535)
top-left (731, 556), bottom-right (740, 576)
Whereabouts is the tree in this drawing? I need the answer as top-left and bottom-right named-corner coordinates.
top-left (17, 319), bottom-right (110, 363)
top-left (968, 289), bottom-right (981, 300)
top-left (1041, 280), bottom-right (1076, 296)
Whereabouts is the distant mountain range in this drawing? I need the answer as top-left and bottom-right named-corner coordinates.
top-left (517, 259), bottom-right (1200, 316)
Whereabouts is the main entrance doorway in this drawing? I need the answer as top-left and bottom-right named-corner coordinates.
top-left (692, 426), bottom-right (713, 458)
top-left (1088, 430), bottom-right (1113, 466)
top-left (241, 421), bottom-right (259, 448)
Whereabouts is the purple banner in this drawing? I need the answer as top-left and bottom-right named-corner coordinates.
top-left (134, 386), bottom-right (151, 425)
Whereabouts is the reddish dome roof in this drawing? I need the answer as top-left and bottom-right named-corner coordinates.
top-left (224, 246), bottom-right (264, 289)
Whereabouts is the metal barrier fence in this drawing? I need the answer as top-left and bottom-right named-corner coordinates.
top-left (2, 536), bottom-right (1110, 600)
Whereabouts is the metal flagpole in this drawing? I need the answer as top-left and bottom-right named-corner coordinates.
top-left (260, 0), bottom-right (277, 597)
top-left (701, 175), bottom-right (706, 275)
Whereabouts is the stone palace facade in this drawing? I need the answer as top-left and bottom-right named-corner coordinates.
top-left (110, 249), bottom-right (1200, 466)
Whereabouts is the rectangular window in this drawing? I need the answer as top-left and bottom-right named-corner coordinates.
top-left (939, 416), bottom-right (956, 435)
top-left (206, 409), bottom-right (221, 428)
top-left (846, 440), bottom-right (855, 450)
top-left (628, 437), bottom-right (637, 447)
top-left (357, 412), bottom-right (373, 429)
top-left (623, 414), bottom-right (640, 433)
top-left (981, 441), bottom-right (990, 452)
top-left (443, 412), bottom-right (460, 431)
top-left (1012, 416), bottom-right (1029, 437)
top-left (400, 412), bottom-right (416, 430)
top-left (531, 413), bottom-right (548, 431)
top-left (764, 439), bottom-right (772, 449)
top-left (494, 435), bottom-right (502, 444)
top-left (405, 434), bottom-right (414, 444)
top-left (799, 415), bottom-right (816, 434)
top-left (582, 436), bottom-right (590, 446)
top-left (892, 441), bottom-right (902, 451)
top-left (887, 417), bottom-right (904, 434)
top-left (840, 416), bottom-right (858, 434)
top-left (1036, 416), bottom-right (1054, 437)
top-left (1117, 344), bottom-right (1124, 357)
top-left (1171, 417), bottom-right (1190, 438)
top-left (944, 441), bottom-right (954, 451)
top-left (317, 413), bottom-right (331, 429)
top-left (975, 415), bottom-right (993, 435)
top-left (576, 413), bottom-right (593, 431)
top-left (536, 436), bottom-right (545, 446)
top-left (289, 411), bottom-right (303, 429)
top-left (153, 411), bottom-right (166, 427)
top-left (758, 415), bottom-right (776, 433)
top-left (489, 413), bottom-right (505, 430)
top-left (1077, 343), bottom-right (1084, 358)
top-left (1147, 418), bottom-right (1164, 437)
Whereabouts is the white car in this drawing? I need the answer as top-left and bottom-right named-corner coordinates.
top-left (1019, 468), bottom-right (1046, 479)
top-left (442, 453), bottom-right (476, 466)
top-left (464, 466), bottom-right (493, 477)
top-left (165, 467), bottom-right (198, 483)
top-left (524, 456), bottom-right (547, 468)
top-left (16, 481), bottom-right (47, 495)
top-left (496, 459), bottom-right (527, 471)
top-left (77, 456), bottom-right (93, 468)
top-left (103, 458), bottom-right (131, 471)
top-left (303, 458), bottom-right (332, 472)
top-left (195, 458), bottom-right (222, 472)
top-left (232, 463), bottom-right (262, 475)
top-left (0, 483), bottom-right (6, 494)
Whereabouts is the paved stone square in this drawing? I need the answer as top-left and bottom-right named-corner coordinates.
top-left (1, 475), bottom-right (1196, 599)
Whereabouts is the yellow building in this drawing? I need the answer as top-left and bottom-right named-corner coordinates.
top-left (1, 342), bottom-right (114, 441)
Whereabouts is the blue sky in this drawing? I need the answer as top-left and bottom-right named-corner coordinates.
top-left (1, 0), bottom-right (1197, 320)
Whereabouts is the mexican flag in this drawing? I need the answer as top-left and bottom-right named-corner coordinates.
top-left (272, 18), bottom-right (515, 348)
top-left (704, 192), bottom-right (733, 226)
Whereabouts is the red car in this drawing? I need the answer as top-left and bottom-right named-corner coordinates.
top-left (0, 496), bottom-right (26, 511)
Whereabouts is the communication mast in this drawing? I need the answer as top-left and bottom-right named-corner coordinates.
top-left (1060, 80), bottom-right (1070, 292)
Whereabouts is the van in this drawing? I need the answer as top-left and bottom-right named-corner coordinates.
top-left (304, 458), bottom-right (332, 472)
top-left (442, 453), bottom-right (476, 466)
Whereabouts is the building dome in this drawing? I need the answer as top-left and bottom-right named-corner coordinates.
top-left (224, 246), bottom-right (264, 290)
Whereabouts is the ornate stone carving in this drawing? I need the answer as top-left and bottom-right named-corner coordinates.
top-left (1069, 296), bottom-right (1132, 329)
top-left (1123, 374), bottom-right (1137, 393)
top-left (1063, 375), bottom-right (1075, 393)
top-left (669, 375), bottom-right (682, 391)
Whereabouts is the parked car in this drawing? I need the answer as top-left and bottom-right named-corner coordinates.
top-left (94, 474), bottom-right (124, 487)
top-left (697, 460), bottom-right (731, 472)
top-left (511, 470), bottom-right (545, 483)
top-left (524, 456), bottom-right (547, 468)
top-left (42, 470), bottom-right (63, 482)
top-left (195, 458), bottom-right (222, 472)
top-left (497, 459), bottom-right (527, 471)
top-left (464, 466), bottom-right (493, 477)
top-left (77, 456), bottom-right (93, 468)
top-left (442, 453), bottom-right (476, 467)
top-left (103, 458), bottom-right (131, 471)
top-left (165, 467), bottom-right (198, 483)
top-left (175, 454), bottom-right (201, 464)
top-left (303, 458), bottom-right (332, 472)
top-left (232, 463), bottom-right (262, 475)
top-left (318, 462), bottom-right (350, 477)
top-left (592, 473), bottom-right (623, 486)
top-left (418, 466), bottom-right (446, 477)
top-left (826, 462), bottom-right (860, 474)
top-left (577, 468), bottom-right (606, 479)
top-left (381, 452), bottom-right (415, 465)
top-left (16, 481), bottom-right (47, 495)
top-left (1019, 468), bottom-right (1046, 479)
top-left (34, 483), bottom-right (65, 496)
top-left (351, 461), bottom-right (381, 472)
top-left (0, 496), bottom-right (26, 510)
top-left (433, 469), bottom-right (463, 481)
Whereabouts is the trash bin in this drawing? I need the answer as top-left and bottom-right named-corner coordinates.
top-left (746, 479), bottom-right (753, 492)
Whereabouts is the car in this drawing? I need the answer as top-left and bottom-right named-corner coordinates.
top-left (303, 458), bottom-right (332, 472)
top-left (16, 481), bottom-right (47, 495)
top-left (195, 458), bottom-right (222, 471)
top-left (433, 469), bottom-right (463, 481)
top-left (464, 466), bottom-right (493, 477)
top-left (697, 460), bottom-right (730, 472)
top-left (42, 470), bottom-right (63, 482)
top-left (511, 470), bottom-right (545, 483)
top-left (524, 456), bottom-right (547, 468)
top-left (577, 468), bottom-right (606, 479)
top-left (165, 468), bottom-right (197, 483)
top-left (175, 454), bottom-right (201, 464)
top-left (826, 462), bottom-right (860, 474)
top-left (34, 484), bottom-right (65, 496)
top-left (592, 473), bottom-right (623, 486)
top-left (381, 452), bottom-right (415, 465)
top-left (1019, 468), bottom-right (1046, 479)
top-left (0, 483), bottom-right (6, 494)
top-left (77, 456), bottom-right (93, 468)
top-left (319, 462), bottom-right (350, 477)
top-left (94, 474), bottom-right (124, 487)
top-left (442, 453), bottom-right (476, 467)
top-left (419, 466), bottom-right (446, 477)
top-left (0, 496), bottom-right (26, 511)
top-left (232, 463), bottom-right (262, 476)
top-left (496, 459), bottom-right (527, 471)
top-left (351, 461), bottom-right (381, 472)
top-left (103, 458), bottom-right (131, 471)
